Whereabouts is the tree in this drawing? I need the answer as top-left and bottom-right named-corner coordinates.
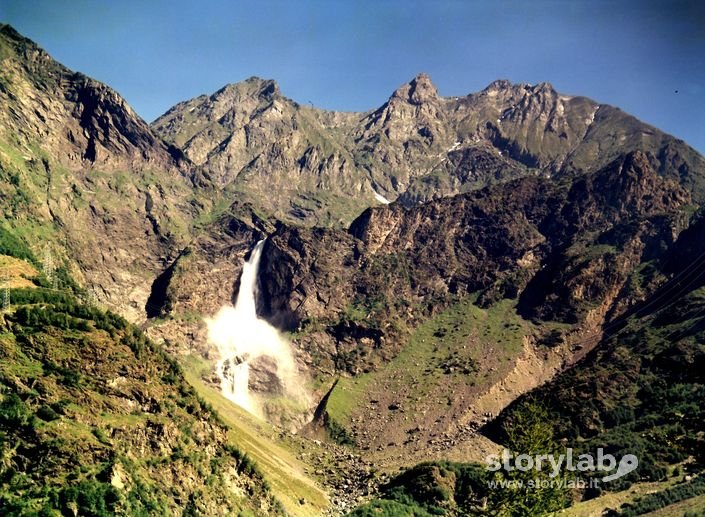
top-left (486, 402), bottom-right (570, 516)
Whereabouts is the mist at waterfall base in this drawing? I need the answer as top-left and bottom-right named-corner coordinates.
top-left (205, 240), bottom-right (308, 420)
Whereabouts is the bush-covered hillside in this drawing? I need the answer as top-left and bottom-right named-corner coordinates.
top-left (0, 285), bottom-right (281, 515)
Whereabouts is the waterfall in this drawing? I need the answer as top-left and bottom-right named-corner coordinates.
top-left (218, 355), bottom-right (255, 414)
top-left (234, 239), bottom-right (265, 320)
top-left (207, 239), bottom-right (304, 418)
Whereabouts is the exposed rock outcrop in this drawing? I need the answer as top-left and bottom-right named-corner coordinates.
top-left (153, 72), bottom-right (705, 226)
top-left (255, 151), bottom-right (691, 375)
top-left (0, 24), bottom-right (196, 320)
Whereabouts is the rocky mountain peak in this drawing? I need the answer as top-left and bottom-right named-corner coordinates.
top-left (0, 24), bottom-right (65, 92)
top-left (575, 150), bottom-right (691, 221)
top-left (479, 79), bottom-right (557, 99)
top-left (391, 72), bottom-right (439, 105)
top-left (615, 150), bottom-right (689, 202)
top-left (0, 23), bottom-right (41, 55)
top-left (213, 76), bottom-right (281, 103)
top-left (0, 22), bottom-right (20, 36)
top-left (531, 81), bottom-right (556, 94)
top-left (0, 25), bottom-right (180, 171)
top-left (150, 50), bottom-right (705, 225)
top-left (482, 78), bottom-right (513, 93)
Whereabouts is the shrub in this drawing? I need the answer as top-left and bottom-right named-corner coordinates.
top-left (58, 479), bottom-right (120, 516)
top-left (0, 226), bottom-right (37, 264)
top-left (349, 499), bottom-right (435, 516)
top-left (0, 393), bottom-right (34, 427)
top-left (36, 404), bottom-right (60, 422)
top-left (619, 475), bottom-right (705, 515)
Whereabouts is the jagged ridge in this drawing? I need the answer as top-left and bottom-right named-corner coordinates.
top-left (152, 72), bottom-right (705, 226)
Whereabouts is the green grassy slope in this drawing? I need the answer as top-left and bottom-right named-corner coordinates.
top-left (327, 296), bottom-right (529, 428)
top-left (181, 354), bottom-right (329, 516)
top-left (0, 281), bottom-right (281, 515)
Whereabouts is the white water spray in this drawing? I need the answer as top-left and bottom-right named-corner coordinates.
top-left (206, 240), bottom-right (306, 418)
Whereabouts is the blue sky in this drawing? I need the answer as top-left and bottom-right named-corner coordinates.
top-left (2, 0), bottom-right (704, 153)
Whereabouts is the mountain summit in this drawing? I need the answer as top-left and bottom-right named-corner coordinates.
top-left (152, 70), bottom-right (705, 225)
top-left (391, 72), bottom-right (440, 105)
top-left (0, 24), bottom-right (183, 170)
top-left (0, 24), bottom-right (196, 319)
